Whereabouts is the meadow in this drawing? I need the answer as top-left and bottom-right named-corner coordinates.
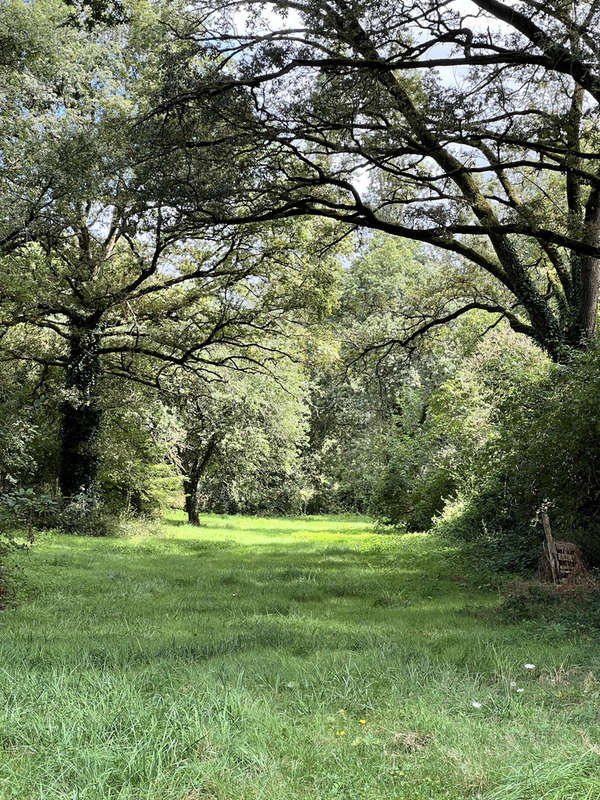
top-left (1, 512), bottom-right (599, 800)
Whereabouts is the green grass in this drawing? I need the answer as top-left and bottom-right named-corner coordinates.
top-left (1, 511), bottom-right (600, 799)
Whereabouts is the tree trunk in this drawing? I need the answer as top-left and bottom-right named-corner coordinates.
top-left (577, 255), bottom-right (600, 343)
top-left (183, 475), bottom-right (201, 525)
top-left (58, 326), bottom-right (102, 499)
top-left (181, 435), bottom-right (218, 525)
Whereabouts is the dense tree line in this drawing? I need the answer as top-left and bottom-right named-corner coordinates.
top-left (1, 0), bottom-right (600, 573)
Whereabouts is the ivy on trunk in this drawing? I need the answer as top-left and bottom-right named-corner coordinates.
top-left (59, 327), bottom-right (102, 498)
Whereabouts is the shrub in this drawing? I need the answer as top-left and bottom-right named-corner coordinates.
top-left (374, 329), bottom-right (548, 538)
top-left (0, 488), bottom-right (59, 604)
top-left (431, 491), bottom-right (540, 573)
top-left (482, 344), bottom-right (600, 565)
top-left (427, 342), bottom-right (600, 569)
top-left (0, 488), bottom-right (59, 531)
top-left (372, 432), bottom-right (455, 530)
top-left (371, 332), bottom-right (600, 571)
top-left (54, 492), bottom-right (115, 536)
top-left (0, 525), bottom-right (18, 607)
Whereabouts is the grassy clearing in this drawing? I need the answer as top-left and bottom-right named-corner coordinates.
top-left (1, 512), bottom-right (600, 800)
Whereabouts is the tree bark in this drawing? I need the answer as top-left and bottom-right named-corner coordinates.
top-left (577, 256), bottom-right (600, 343)
top-left (183, 475), bottom-right (201, 525)
top-left (58, 326), bottom-right (102, 498)
top-left (182, 434), bottom-right (218, 525)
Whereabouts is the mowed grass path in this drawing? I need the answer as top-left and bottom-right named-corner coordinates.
top-left (1, 513), bottom-right (600, 800)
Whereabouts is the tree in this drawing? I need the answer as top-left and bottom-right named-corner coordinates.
top-left (152, 0), bottom-right (600, 361)
top-left (172, 363), bottom-right (308, 523)
top-left (374, 324), bottom-right (549, 532)
top-left (0, 0), bottom-right (339, 499)
top-left (300, 231), bottom-right (506, 513)
top-left (0, 339), bottom-right (61, 494)
top-left (300, 234), bottom-right (422, 511)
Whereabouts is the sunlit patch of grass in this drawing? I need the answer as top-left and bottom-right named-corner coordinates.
top-left (0, 510), bottom-right (599, 799)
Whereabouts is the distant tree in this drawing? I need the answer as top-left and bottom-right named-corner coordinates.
top-left (0, 347), bottom-right (61, 494)
top-left (301, 232), bottom-right (494, 512)
top-left (92, 377), bottom-right (182, 514)
top-left (171, 364), bottom-right (309, 522)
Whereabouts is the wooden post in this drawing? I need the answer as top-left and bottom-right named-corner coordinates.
top-left (542, 509), bottom-right (559, 583)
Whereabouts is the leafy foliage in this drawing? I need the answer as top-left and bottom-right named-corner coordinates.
top-left (173, 364), bottom-right (310, 518)
top-left (154, 0), bottom-right (600, 359)
top-left (373, 326), bottom-right (600, 569)
top-left (1, 0), bottom-right (600, 579)
top-left (460, 343), bottom-right (600, 566)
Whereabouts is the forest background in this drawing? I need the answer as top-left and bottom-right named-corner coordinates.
top-left (2, 0), bottom-right (600, 575)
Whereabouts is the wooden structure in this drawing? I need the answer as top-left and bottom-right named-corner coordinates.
top-left (540, 510), bottom-right (587, 583)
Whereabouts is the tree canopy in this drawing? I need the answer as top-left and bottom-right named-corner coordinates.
top-left (148, 0), bottom-right (600, 360)
top-left (0, 0), bottom-right (339, 497)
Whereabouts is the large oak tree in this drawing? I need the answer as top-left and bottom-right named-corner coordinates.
top-left (152, 0), bottom-right (600, 361)
top-left (0, 0), bottom-right (337, 498)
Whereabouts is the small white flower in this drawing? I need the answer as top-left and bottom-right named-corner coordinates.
top-left (524, 664), bottom-right (536, 670)
top-left (471, 701), bottom-right (482, 709)
top-left (516, 688), bottom-right (524, 693)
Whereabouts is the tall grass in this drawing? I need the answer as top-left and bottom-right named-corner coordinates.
top-left (0, 511), bottom-right (599, 799)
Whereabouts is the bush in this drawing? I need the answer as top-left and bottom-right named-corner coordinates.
top-left (0, 486), bottom-right (147, 538)
top-left (482, 344), bottom-right (600, 565)
top-left (432, 342), bottom-right (600, 568)
top-left (0, 526), bottom-right (18, 607)
top-left (0, 487), bottom-right (59, 531)
top-left (372, 333), bottom-right (600, 571)
top-left (0, 488), bottom-right (59, 604)
top-left (55, 492), bottom-right (115, 536)
top-left (374, 329), bottom-right (547, 539)
top-left (431, 492), bottom-right (540, 573)
top-left (372, 432), bottom-right (454, 530)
